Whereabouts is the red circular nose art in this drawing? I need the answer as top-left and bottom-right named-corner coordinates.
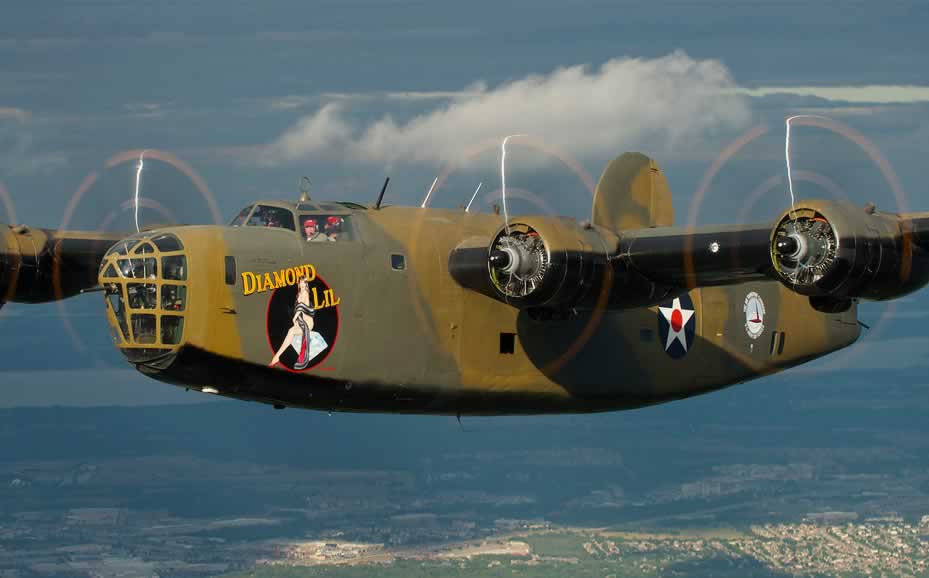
top-left (671, 309), bottom-right (683, 332)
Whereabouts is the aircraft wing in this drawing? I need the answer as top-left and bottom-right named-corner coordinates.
top-left (616, 223), bottom-right (774, 288)
top-left (450, 201), bottom-right (929, 311)
top-left (1, 225), bottom-right (126, 304)
top-left (618, 204), bottom-right (929, 298)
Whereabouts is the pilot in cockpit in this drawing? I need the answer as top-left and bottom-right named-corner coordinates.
top-left (304, 218), bottom-right (332, 242)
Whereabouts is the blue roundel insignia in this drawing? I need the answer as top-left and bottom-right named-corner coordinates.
top-left (657, 293), bottom-right (696, 359)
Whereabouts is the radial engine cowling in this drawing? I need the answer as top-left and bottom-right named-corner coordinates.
top-left (771, 200), bottom-right (929, 301)
top-left (448, 218), bottom-right (612, 310)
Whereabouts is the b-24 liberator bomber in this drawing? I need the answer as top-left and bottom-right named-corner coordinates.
top-left (2, 153), bottom-right (928, 415)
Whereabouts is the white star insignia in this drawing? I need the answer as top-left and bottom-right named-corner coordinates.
top-left (659, 297), bottom-right (695, 352)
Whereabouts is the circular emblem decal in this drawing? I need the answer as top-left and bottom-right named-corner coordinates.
top-left (266, 276), bottom-right (340, 371)
top-left (743, 291), bottom-right (765, 339)
top-left (657, 293), bottom-right (696, 359)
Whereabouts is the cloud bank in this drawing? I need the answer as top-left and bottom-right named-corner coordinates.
top-left (257, 51), bottom-right (751, 166)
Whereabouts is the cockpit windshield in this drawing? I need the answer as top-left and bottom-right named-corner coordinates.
top-left (229, 203), bottom-right (359, 239)
top-left (247, 205), bottom-right (296, 231)
top-left (229, 205), bottom-right (253, 227)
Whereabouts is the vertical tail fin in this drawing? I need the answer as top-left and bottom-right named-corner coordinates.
top-left (591, 152), bottom-right (674, 231)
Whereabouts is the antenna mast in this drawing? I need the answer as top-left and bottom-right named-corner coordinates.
top-left (298, 176), bottom-right (311, 202)
top-left (374, 177), bottom-right (390, 209)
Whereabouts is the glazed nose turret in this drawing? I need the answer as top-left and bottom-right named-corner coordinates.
top-left (99, 231), bottom-right (188, 366)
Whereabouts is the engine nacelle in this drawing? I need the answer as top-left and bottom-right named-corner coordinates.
top-left (771, 200), bottom-right (929, 301)
top-left (448, 217), bottom-right (613, 310)
top-left (0, 224), bottom-right (119, 304)
top-left (0, 225), bottom-right (12, 303)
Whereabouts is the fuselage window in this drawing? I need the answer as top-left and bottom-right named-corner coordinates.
top-left (224, 256), bottom-right (237, 285)
top-left (247, 205), bottom-right (296, 231)
top-left (499, 332), bottom-right (516, 354)
top-left (300, 215), bottom-right (353, 242)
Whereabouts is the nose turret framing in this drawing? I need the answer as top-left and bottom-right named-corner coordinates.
top-left (99, 232), bottom-right (188, 366)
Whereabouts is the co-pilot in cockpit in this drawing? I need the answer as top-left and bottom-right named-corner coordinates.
top-left (302, 215), bottom-right (352, 242)
top-left (323, 216), bottom-right (345, 241)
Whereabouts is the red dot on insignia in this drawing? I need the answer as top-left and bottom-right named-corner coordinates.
top-left (671, 309), bottom-right (683, 332)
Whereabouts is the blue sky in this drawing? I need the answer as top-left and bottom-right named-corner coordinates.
top-left (1, 0), bottom-right (927, 406)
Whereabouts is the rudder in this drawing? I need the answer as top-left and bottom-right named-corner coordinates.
top-left (591, 152), bottom-right (674, 231)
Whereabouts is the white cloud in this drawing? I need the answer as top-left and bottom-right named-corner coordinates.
top-left (257, 51), bottom-right (752, 166)
top-left (257, 102), bottom-right (353, 165)
top-left (740, 85), bottom-right (929, 104)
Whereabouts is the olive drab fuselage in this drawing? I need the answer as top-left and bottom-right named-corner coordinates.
top-left (97, 202), bottom-right (860, 415)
